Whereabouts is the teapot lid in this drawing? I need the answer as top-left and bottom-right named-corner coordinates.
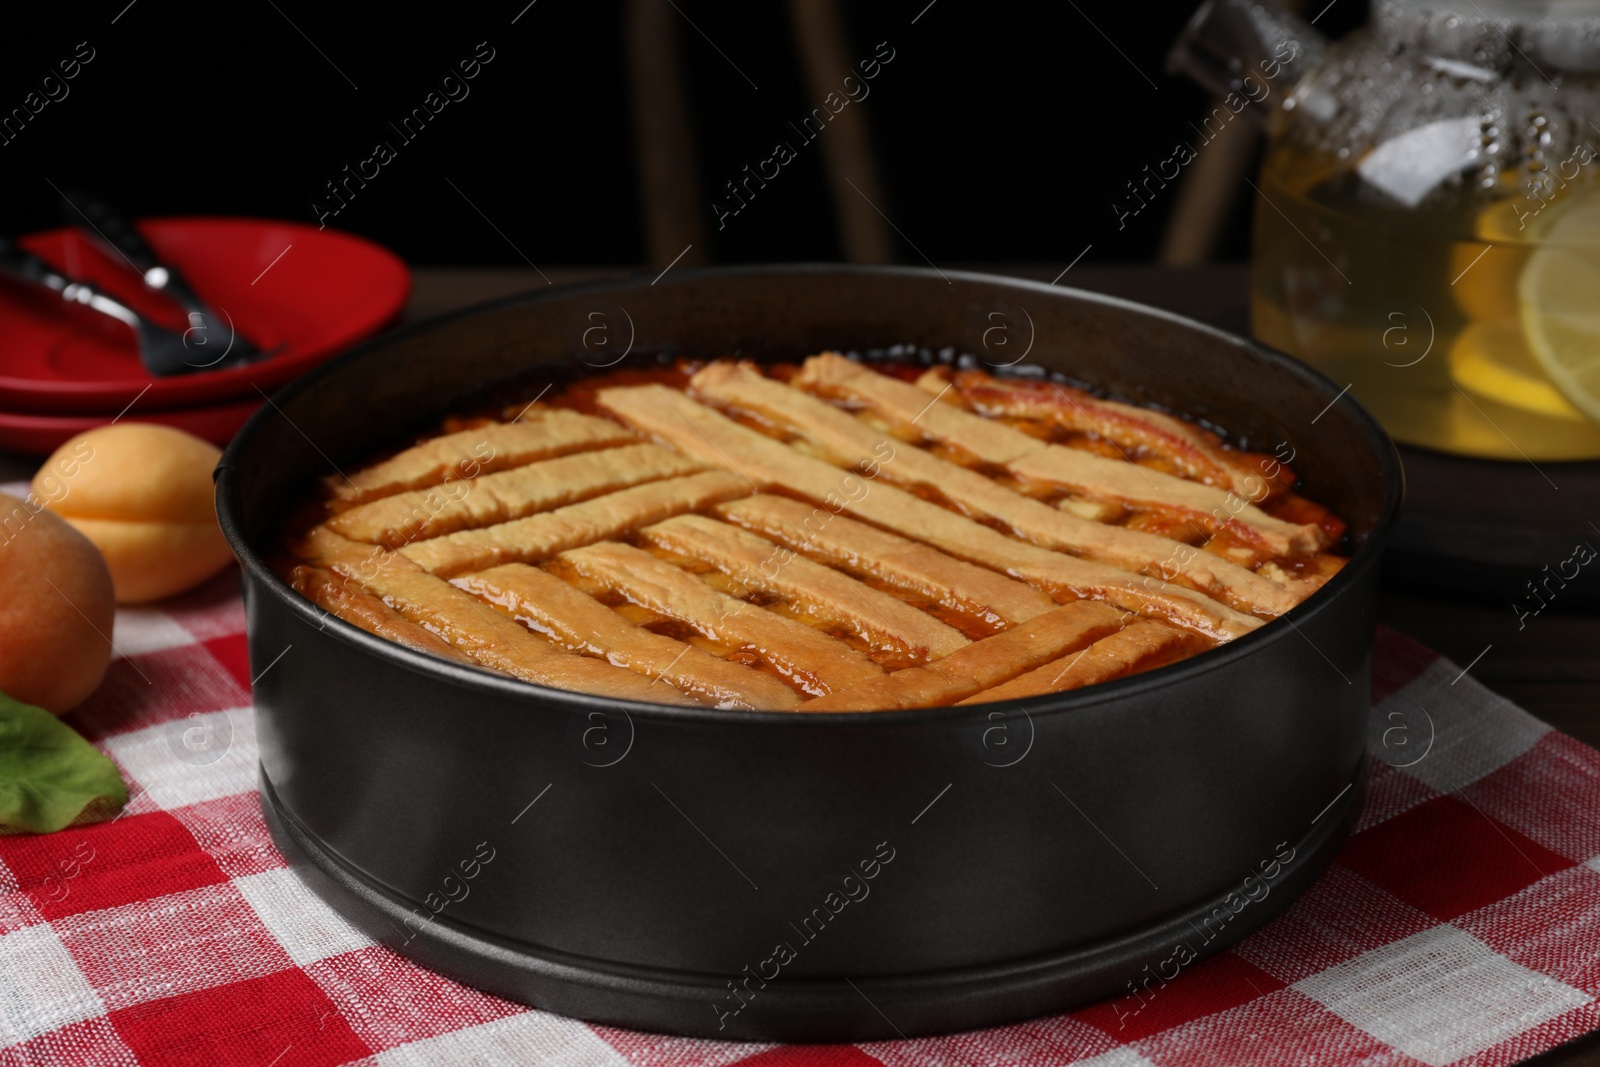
top-left (1378, 0), bottom-right (1600, 71)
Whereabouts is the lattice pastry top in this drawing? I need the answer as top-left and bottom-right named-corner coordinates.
top-left (278, 355), bottom-right (1346, 711)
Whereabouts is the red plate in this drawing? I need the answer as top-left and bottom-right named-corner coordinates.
top-left (0, 218), bottom-right (409, 414)
top-left (0, 397), bottom-right (263, 455)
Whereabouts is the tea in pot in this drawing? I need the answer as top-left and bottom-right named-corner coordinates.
top-left (1172, 0), bottom-right (1600, 460)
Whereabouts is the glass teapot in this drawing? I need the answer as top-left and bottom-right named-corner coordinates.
top-left (1171, 0), bottom-right (1600, 460)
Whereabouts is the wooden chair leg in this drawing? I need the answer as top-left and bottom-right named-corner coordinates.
top-left (626, 0), bottom-right (710, 267)
top-left (787, 0), bottom-right (895, 263)
top-left (1156, 112), bottom-right (1260, 265)
top-left (1160, 0), bottom-right (1310, 265)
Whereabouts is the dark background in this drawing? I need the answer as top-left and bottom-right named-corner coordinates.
top-left (0, 0), bottom-right (1365, 266)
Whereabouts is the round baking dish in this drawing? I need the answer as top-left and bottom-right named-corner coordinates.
top-left (217, 265), bottom-right (1403, 1042)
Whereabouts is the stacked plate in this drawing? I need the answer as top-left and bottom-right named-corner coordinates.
top-left (0, 218), bottom-right (410, 454)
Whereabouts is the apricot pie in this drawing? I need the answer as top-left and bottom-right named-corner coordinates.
top-left (276, 355), bottom-right (1347, 711)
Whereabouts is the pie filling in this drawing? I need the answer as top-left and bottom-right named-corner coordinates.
top-left (274, 354), bottom-right (1349, 711)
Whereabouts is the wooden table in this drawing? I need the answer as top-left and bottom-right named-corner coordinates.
top-left (3, 264), bottom-right (1595, 1065)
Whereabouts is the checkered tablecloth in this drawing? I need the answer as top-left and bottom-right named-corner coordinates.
top-left (3, 566), bottom-right (1598, 1067)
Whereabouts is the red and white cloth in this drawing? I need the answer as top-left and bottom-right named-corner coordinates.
top-left (2, 569), bottom-right (1598, 1067)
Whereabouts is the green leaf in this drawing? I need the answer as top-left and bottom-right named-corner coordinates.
top-left (0, 690), bottom-right (127, 833)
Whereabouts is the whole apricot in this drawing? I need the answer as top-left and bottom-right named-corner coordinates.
top-left (34, 424), bottom-right (235, 604)
top-left (0, 491), bottom-right (116, 713)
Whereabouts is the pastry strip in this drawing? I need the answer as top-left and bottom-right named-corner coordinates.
top-left (714, 494), bottom-right (1055, 631)
top-left (325, 411), bottom-right (636, 506)
top-left (555, 541), bottom-right (884, 696)
top-left (927, 368), bottom-right (1284, 498)
top-left (799, 602), bottom-right (1126, 711)
top-left (639, 514), bottom-right (969, 662)
top-left (691, 362), bottom-right (1300, 617)
top-left (328, 443), bottom-right (704, 548)
top-left (289, 564), bottom-right (479, 666)
top-left (295, 527), bottom-right (694, 704)
top-left (792, 354), bottom-right (1323, 556)
top-left (454, 563), bottom-right (800, 710)
top-left (397, 471), bottom-right (752, 576)
top-left (594, 385), bottom-right (1260, 641)
top-left (957, 621), bottom-right (1198, 705)
top-left (1005, 449), bottom-right (1319, 557)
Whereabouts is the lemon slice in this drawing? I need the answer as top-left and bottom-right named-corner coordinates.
top-left (1450, 320), bottom-right (1587, 421)
top-left (1451, 198), bottom-right (1531, 323)
top-left (1520, 192), bottom-right (1600, 423)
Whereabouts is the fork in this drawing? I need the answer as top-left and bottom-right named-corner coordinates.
top-left (0, 236), bottom-right (250, 378)
top-left (66, 192), bottom-right (263, 370)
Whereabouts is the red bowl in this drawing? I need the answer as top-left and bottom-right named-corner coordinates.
top-left (0, 218), bottom-right (409, 414)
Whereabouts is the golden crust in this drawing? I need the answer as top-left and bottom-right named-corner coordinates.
top-left (554, 541), bottom-right (885, 697)
top-left (956, 621), bottom-right (1200, 705)
top-left (595, 385), bottom-right (1261, 641)
top-left (714, 494), bottom-right (1055, 632)
top-left (323, 410), bottom-right (636, 507)
top-left (800, 602), bottom-right (1127, 712)
top-left (279, 359), bottom-right (1346, 711)
top-left (691, 361), bottom-right (1299, 617)
top-left (289, 564), bottom-right (479, 665)
top-left (327, 443), bottom-right (704, 548)
top-left (924, 368), bottom-right (1283, 497)
top-left (793, 353), bottom-right (1325, 556)
top-left (639, 514), bottom-right (969, 663)
top-left (395, 471), bottom-right (752, 576)
top-left (296, 526), bottom-right (695, 704)
top-left (454, 563), bottom-right (800, 709)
